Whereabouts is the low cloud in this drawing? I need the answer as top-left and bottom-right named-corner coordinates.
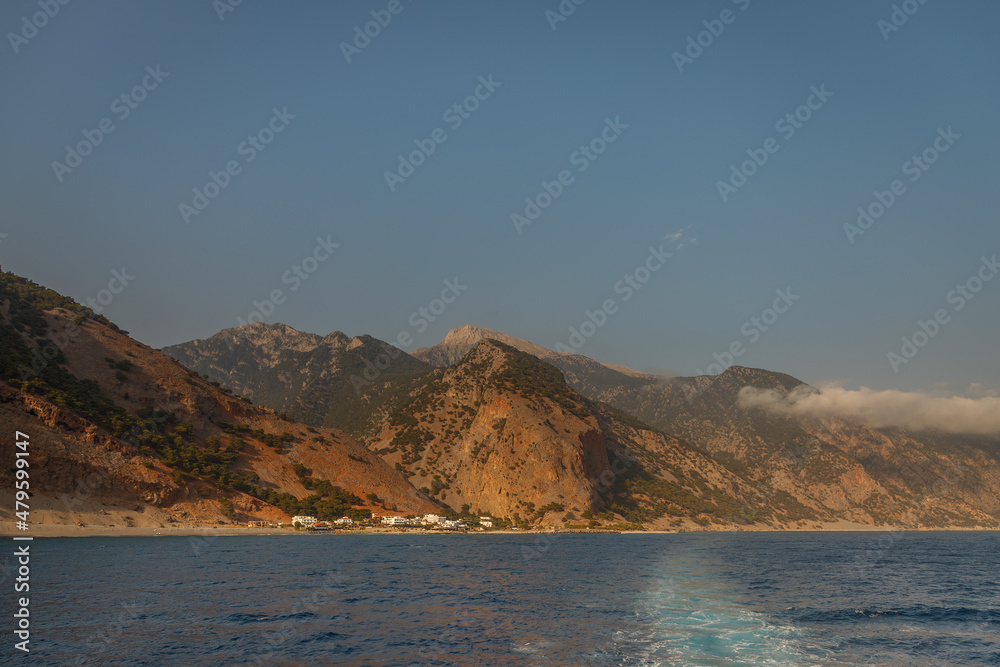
top-left (737, 385), bottom-right (1000, 435)
top-left (664, 227), bottom-right (697, 250)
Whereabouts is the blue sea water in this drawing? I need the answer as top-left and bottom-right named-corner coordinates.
top-left (22, 531), bottom-right (1000, 665)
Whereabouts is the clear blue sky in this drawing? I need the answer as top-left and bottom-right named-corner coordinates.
top-left (1, 0), bottom-right (997, 394)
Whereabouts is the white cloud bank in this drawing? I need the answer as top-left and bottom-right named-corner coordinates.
top-left (737, 385), bottom-right (1000, 435)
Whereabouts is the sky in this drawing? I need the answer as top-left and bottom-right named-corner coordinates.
top-left (1, 0), bottom-right (998, 395)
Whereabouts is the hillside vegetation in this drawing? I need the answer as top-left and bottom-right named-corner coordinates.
top-left (0, 270), bottom-right (436, 528)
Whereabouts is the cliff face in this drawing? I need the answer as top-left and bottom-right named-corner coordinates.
top-left (0, 274), bottom-right (437, 529)
top-left (549, 365), bottom-right (1000, 527)
top-left (1, 381), bottom-right (189, 510)
top-left (370, 340), bottom-right (613, 522)
top-left (405, 327), bottom-right (1000, 528)
top-left (366, 340), bottom-right (768, 528)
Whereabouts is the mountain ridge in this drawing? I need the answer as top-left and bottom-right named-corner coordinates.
top-left (163, 321), bottom-right (1000, 529)
top-left (412, 323), bottom-right (656, 379)
top-left (5, 268), bottom-right (997, 532)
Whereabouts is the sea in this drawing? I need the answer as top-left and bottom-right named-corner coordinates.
top-left (21, 531), bottom-right (999, 665)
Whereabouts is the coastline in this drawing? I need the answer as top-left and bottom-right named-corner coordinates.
top-left (3, 492), bottom-right (995, 539)
top-left (2, 523), bottom-right (996, 538)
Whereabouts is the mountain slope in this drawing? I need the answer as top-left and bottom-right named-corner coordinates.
top-left (367, 339), bottom-right (758, 527)
top-left (167, 324), bottom-right (764, 527)
top-left (372, 339), bottom-right (613, 520)
top-left (0, 271), bottom-right (435, 529)
top-left (558, 365), bottom-right (1000, 528)
top-left (414, 328), bottom-right (1000, 528)
top-left (158, 321), bottom-right (1000, 529)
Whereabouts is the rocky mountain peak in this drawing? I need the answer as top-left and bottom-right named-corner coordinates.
top-left (219, 322), bottom-right (324, 353)
top-left (323, 330), bottom-right (351, 346)
top-left (414, 324), bottom-right (555, 367)
top-left (715, 365), bottom-right (804, 392)
top-left (441, 323), bottom-right (492, 344)
top-left (457, 338), bottom-right (561, 379)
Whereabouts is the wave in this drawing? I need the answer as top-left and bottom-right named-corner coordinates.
top-left (613, 572), bottom-right (824, 666)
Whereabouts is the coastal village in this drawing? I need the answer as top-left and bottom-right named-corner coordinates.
top-left (248, 513), bottom-right (498, 533)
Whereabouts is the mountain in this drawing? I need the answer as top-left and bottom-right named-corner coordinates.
top-left (14, 264), bottom-right (999, 532)
top-left (0, 271), bottom-right (435, 530)
top-left (163, 321), bottom-right (1000, 529)
top-left (367, 338), bottom-right (760, 526)
top-left (412, 324), bottom-right (657, 385)
top-left (409, 327), bottom-right (1000, 528)
top-left (162, 323), bottom-right (433, 437)
top-left (373, 338), bottom-right (614, 520)
top-left (541, 364), bottom-right (1000, 527)
top-left (166, 325), bottom-right (766, 528)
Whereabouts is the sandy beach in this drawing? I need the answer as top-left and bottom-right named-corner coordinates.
top-left (4, 521), bottom-right (990, 538)
top-left (3, 492), bottom-right (993, 538)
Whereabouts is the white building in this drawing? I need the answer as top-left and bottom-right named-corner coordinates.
top-left (291, 515), bottom-right (317, 527)
top-left (479, 517), bottom-right (494, 528)
top-left (381, 516), bottom-right (409, 526)
top-left (334, 517), bottom-right (354, 526)
top-left (421, 514), bottom-right (445, 525)
top-left (442, 520), bottom-right (466, 529)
